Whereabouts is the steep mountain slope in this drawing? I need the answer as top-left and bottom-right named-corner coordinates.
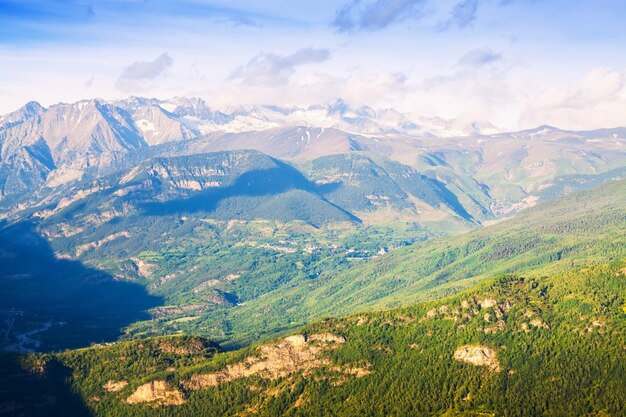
top-left (0, 101), bottom-right (45, 131)
top-left (0, 135), bottom-right (55, 200)
top-left (321, 177), bottom-right (626, 310)
top-left (122, 103), bottom-right (198, 146)
top-left (307, 153), bottom-right (475, 227)
top-left (4, 261), bottom-right (624, 416)
top-left (413, 126), bottom-right (626, 215)
top-left (0, 99), bottom-right (148, 199)
top-left (177, 126), bottom-right (373, 160)
top-left (0, 150), bottom-right (371, 353)
top-left (0, 97), bottom-right (226, 204)
top-left (30, 150), bottom-right (357, 228)
top-left (0, 221), bottom-right (161, 352)
top-left (219, 99), bottom-right (498, 137)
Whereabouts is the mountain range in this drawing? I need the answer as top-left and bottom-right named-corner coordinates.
top-left (2, 97), bottom-right (625, 225)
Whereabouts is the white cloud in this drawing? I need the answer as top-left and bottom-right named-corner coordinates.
top-left (457, 48), bottom-right (502, 66)
top-left (115, 53), bottom-right (173, 92)
top-left (521, 68), bottom-right (626, 129)
top-left (207, 67), bottom-right (409, 111)
top-left (229, 48), bottom-right (331, 86)
top-left (332, 0), bottom-right (427, 32)
top-left (440, 0), bottom-right (478, 29)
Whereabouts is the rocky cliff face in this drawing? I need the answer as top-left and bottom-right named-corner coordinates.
top-left (184, 333), bottom-right (348, 390)
top-left (126, 380), bottom-right (185, 406)
top-left (124, 333), bottom-right (370, 408)
top-left (453, 345), bottom-right (501, 372)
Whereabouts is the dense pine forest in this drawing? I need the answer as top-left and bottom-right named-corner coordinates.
top-left (3, 262), bottom-right (625, 416)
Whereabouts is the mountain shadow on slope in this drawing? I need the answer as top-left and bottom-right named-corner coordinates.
top-left (138, 158), bottom-right (360, 226)
top-left (382, 159), bottom-right (475, 221)
top-left (308, 154), bottom-right (475, 221)
top-left (0, 221), bottom-right (162, 352)
top-left (0, 354), bottom-right (91, 417)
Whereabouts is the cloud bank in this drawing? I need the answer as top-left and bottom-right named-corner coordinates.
top-left (115, 53), bottom-right (173, 92)
top-left (458, 48), bottom-right (502, 66)
top-left (521, 67), bottom-right (626, 129)
top-left (332, 0), bottom-right (427, 32)
top-left (229, 48), bottom-right (331, 86)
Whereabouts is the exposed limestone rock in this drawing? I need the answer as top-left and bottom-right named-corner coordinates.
top-left (330, 364), bottom-right (372, 378)
top-left (151, 304), bottom-right (207, 319)
top-left (500, 301), bottom-right (513, 312)
top-left (480, 299), bottom-right (497, 308)
top-left (530, 318), bottom-right (550, 329)
top-left (484, 320), bottom-right (506, 334)
top-left (28, 359), bottom-right (47, 375)
top-left (226, 273), bottom-right (241, 281)
top-left (586, 319), bottom-right (607, 333)
top-left (126, 380), bottom-right (185, 406)
top-left (130, 257), bottom-right (159, 278)
top-left (56, 186), bottom-right (102, 210)
top-left (425, 308), bottom-right (437, 319)
top-left (103, 380), bottom-right (128, 392)
top-left (293, 392), bottom-right (306, 408)
top-left (193, 279), bottom-right (221, 293)
top-left (43, 223), bottom-right (84, 238)
top-left (396, 314), bottom-right (415, 323)
top-left (76, 231), bottom-right (131, 256)
top-left (453, 345), bottom-right (501, 372)
top-left (184, 333), bottom-right (345, 390)
top-left (308, 333), bottom-right (346, 344)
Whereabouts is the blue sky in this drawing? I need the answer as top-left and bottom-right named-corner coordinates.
top-left (1, 0), bottom-right (626, 129)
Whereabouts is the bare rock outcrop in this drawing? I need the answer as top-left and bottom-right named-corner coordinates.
top-left (184, 333), bottom-right (345, 390)
top-left (453, 345), bottom-right (501, 372)
top-left (103, 380), bottom-right (128, 392)
top-left (130, 257), bottom-right (159, 278)
top-left (126, 380), bottom-right (185, 406)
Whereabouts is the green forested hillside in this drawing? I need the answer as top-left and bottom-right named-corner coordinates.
top-left (2, 176), bottom-right (623, 354)
top-left (174, 179), bottom-right (626, 346)
top-left (4, 261), bottom-right (624, 416)
top-left (1, 177), bottom-right (625, 417)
